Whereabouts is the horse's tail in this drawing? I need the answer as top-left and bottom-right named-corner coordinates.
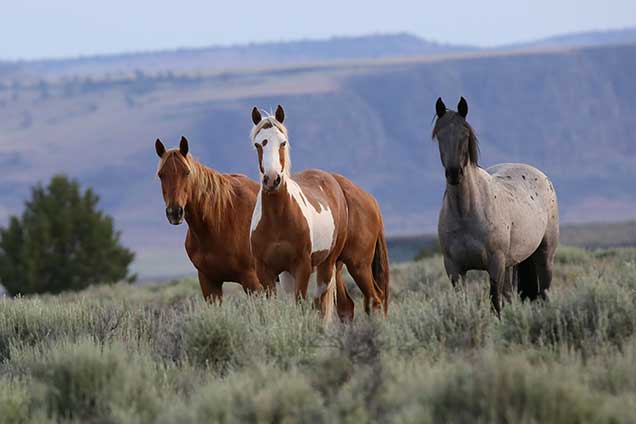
top-left (516, 256), bottom-right (538, 301)
top-left (372, 228), bottom-right (390, 315)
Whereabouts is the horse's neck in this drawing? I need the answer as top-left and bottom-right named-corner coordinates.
top-left (185, 166), bottom-right (231, 235)
top-left (445, 165), bottom-right (488, 217)
top-left (260, 179), bottom-right (293, 214)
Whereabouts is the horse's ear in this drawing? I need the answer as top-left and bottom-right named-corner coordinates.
top-left (155, 139), bottom-right (166, 158)
top-left (457, 97), bottom-right (468, 118)
top-left (252, 107), bottom-right (262, 125)
top-left (179, 136), bottom-right (189, 157)
top-left (435, 97), bottom-right (446, 119)
top-left (275, 104), bottom-right (285, 124)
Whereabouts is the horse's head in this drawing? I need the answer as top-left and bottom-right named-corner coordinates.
top-left (432, 97), bottom-right (479, 186)
top-left (250, 105), bottom-right (290, 193)
top-left (155, 137), bottom-right (192, 225)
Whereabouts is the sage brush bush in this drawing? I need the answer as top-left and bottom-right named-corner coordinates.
top-left (0, 248), bottom-right (635, 423)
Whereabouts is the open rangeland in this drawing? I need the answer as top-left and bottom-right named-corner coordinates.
top-left (1, 246), bottom-right (636, 423)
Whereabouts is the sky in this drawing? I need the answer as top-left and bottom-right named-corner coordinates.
top-left (2, 0), bottom-right (635, 60)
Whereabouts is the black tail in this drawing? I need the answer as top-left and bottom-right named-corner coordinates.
top-left (372, 229), bottom-right (390, 315)
top-left (517, 257), bottom-right (539, 301)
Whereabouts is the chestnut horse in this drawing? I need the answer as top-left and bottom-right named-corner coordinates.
top-left (249, 105), bottom-right (390, 321)
top-left (155, 136), bottom-right (262, 301)
top-left (432, 97), bottom-right (559, 316)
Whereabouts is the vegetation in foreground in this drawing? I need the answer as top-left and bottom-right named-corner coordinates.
top-left (1, 246), bottom-right (636, 423)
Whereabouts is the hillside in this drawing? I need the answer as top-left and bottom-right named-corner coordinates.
top-left (4, 28), bottom-right (636, 82)
top-left (2, 33), bottom-right (474, 80)
top-left (0, 41), bottom-right (635, 277)
top-left (514, 27), bottom-right (636, 49)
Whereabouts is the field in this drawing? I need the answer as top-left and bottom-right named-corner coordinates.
top-left (0, 246), bottom-right (635, 422)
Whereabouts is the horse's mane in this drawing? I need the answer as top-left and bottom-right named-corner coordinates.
top-left (432, 112), bottom-right (480, 166)
top-left (158, 149), bottom-right (235, 229)
top-left (250, 115), bottom-right (292, 176)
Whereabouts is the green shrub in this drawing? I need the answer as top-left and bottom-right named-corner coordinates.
top-left (427, 355), bottom-right (603, 424)
top-left (13, 339), bottom-right (163, 422)
top-left (500, 282), bottom-right (636, 352)
top-left (0, 174), bottom-right (135, 296)
top-left (160, 366), bottom-right (327, 424)
top-left (0, 378), bottom-right (36, 424)
top-left (385, 289), bottom-right (494, 355)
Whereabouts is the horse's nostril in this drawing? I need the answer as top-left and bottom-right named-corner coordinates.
top-left (263, 175), bottom-right (269, 185)
top-left (274, 175), bottom-right (281, 186)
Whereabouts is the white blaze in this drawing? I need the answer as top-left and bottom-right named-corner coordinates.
top-left (254, 127), bottom-right (286, 177)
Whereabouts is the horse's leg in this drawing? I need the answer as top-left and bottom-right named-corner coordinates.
top-left (517, 256), bottom-right (538, 301)
top-left (531, 240), bottom-right (556, 302)
top-left (335, 262), bottom-right (355, 322)
top-left (443, 255), bottom-right (462, 288)
top-left (293, 261), bottom-right (312, 301)
top-left (255, 262), bottom-right (279, 297)
top-left (347, 261), bottom-right (383, 314)
top-left (501, 266), bottom-right (515, 303)
top-left (198, 271), bottom-right (223, 303)
top-left (239, 271), bottom-right (262, 296)
top-left (487, 253), bottom-right (506, 317)
top-left (315, 261), bottom-right (339, 322)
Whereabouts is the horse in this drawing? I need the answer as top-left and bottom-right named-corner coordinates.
top-left (249, 105), bottom-right (390, 321)
top-left (432, 97), bottom-right (559, 316)
top-left (155, 136), bottom-right (263, 301)
top-left (330, 174), bottom-right (390, 319)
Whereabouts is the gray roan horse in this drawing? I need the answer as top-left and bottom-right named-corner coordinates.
top-left (433, 97), bottom-right (559, 315)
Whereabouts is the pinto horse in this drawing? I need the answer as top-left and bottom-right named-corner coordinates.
top-left (155, 136), bottom-right (262, 301)
top-left (249, 105), bottom-right (390, 321)
top-left (432, 97), bottom-right (559, 315)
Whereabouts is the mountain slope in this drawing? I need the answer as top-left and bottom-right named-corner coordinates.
top-left (4, 33), bottom-right (474, 80)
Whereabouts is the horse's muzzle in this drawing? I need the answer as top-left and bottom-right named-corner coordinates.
top-left (166, 206), bottom-right (184, 225)
top-left (262, 174), bottom-right (282, 192)
top-left (446, 167), bottom-right (463, 186)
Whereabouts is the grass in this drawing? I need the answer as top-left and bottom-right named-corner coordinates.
top-left (0, 246), bottom-right (635, 423)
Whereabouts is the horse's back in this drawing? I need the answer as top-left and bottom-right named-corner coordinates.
top-left (487, 163), bottom-right (557, 213)
top-left (294, 169), bottom-right (346, 207)
top-left (226, 173), bottom-right (260, 197)
top-left (488, 163), bottom-right (559, 262)
top-left (330, 173), bottom-right (383, 253)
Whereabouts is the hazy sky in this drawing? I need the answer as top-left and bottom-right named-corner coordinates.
top-left (3, 0), bottom-right (635, 60)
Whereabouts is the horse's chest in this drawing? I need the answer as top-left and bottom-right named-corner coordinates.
top-left (443, 231), bottom-right (488, 270)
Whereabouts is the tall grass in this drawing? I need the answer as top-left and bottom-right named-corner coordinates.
top-left (0, 246), bottom-right (635, 422)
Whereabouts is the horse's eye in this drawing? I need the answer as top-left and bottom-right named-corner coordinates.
top-left (280, 141), bottom-right (287, 147)
top-left (254, 143), bottom-right (259, 149)
top-left (185, 170), bottom-right (190, 176)
top-left (262, 139), bottom-right (268, 146)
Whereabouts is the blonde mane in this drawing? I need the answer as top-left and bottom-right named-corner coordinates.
top-left (250, 115), bottom-right (292, 176)
top-left (157, 149), bottom-right (235, 228)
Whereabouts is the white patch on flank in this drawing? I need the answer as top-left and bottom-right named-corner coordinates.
top-left (250, 189), bottom-right (262, 238)
top-left (286, 179), bottom-right (335, 254)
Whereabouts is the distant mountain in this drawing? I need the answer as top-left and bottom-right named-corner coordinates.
top-left (0, 38), bottom-right (635, 278)
top-left (4, 28), bottom-right (636, 83)
top-left (4, 33), bottom-right (475, 80)
top-left (510, 27), bottom-right (636, 50)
